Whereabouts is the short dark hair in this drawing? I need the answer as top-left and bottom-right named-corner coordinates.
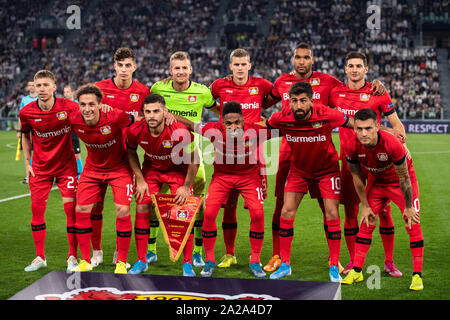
top-left (143, 93), bottom-right (166, 107)
top-left (345, 51), bottom-right (368, 67)
top-left (222, 101), bottom-right (242, 117)
top-left (354, 108), bottom-right (378, 122)
top-left (34, 70), bottom-right (56, 83)
top-left (288, 81), bottom-right (313, 99)
top-left (75, 84), bottom-right (103, 103)
top-left (294, 42), bottom-right (312, 51)
top-left (114, 47), bottom-right (136, 62)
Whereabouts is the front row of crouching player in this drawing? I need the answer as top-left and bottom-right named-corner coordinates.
top-left (19, 72), bottom-right (423, 290)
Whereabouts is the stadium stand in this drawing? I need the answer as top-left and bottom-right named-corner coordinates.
top-left (1, 0), bottom-right (449, 124)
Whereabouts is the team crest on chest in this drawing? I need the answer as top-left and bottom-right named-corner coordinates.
top-left (162, 140), bottom-right (173, 148)
top-left (100, 125), bottom-right (111, 135)
top-left (312, 121), bottom-right (323, 128)
top-left (56, 111), bottom-right (67, 120)
top-left (377, 152), bottom-right (388, 161)
top-left (187, 95), bottom-right (197, 103)
top-left (249, 87), bottom-right (259, 95)
top-left (310, 78), bottom-right (320, 86)
top-left (360, 93), bottom-right (370, 101)
top-left (130, 93), bottom-right (140, 102)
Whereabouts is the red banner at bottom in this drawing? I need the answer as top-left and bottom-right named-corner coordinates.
top-left (151, 194), bottom-right (204, 262)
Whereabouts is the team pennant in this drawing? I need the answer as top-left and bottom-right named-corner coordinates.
top-left (151, 194), bottom-right (204, 262)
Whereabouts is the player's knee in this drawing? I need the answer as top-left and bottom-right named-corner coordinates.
top-left (115, 205), bottom-right (130, 217)
top-left (281, 206), bottom-right (296, 220)
top-left (76, 204), bottom-right (93, 213)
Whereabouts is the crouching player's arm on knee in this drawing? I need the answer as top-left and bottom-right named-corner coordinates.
top-left (127, 147), bottom-right (149, 202)
top-left (347, 158), bottom-right (375, 227)
top-left (394, 159), bottom-right (420, 229)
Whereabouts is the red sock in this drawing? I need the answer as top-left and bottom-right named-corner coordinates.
top-left (202, 229), bottom-right (217, 263)
top-left (379, 206), bottom-right (395, 264)
top-left (222, 206), bottom-right (237, 256)
top-left (116, 215), bottom-right (132, 263)
top-left (183, 232), bottom-right (194, 264)
top-left (90, 204), bottom-right (103, 251)
top-left (279, 217), bottom-right (295, 265)
top-left (271, 197), bottom-right (283, 256)
top-left (353, 223), bottom-right (376, 269)
top-left (249, 207), bottom-right (265, 264)
top-left (64, 201), bottom-right (78, 258)
top-left (318, 201), bottom-right (330, 249)
top-left (134, 211), bottom-right (150, 263)
top-left (406, 223), bottom-right (424, 274)
top-left (31, 202), bottom-right (46, 260)
top-left (343, 203), bottom-right (359, 263)
top-left (75, 211), bottom-right (92, 263)
top-left (326, 218), bottom-right (342, 267)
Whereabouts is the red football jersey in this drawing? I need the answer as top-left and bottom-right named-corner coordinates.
top-left (19, 98), bottom-right (78, 176)
top-left (270, 71), bottom-right (341, 111)
top-left (126, 121), bottom-right (194, 173)
top-left (267, 103), bottom-right (348, 177)
top-left (69, 109), bottom-right (133, 172)
top-left (195, 122), bottom-right (270, 175)
top-left (344, 130), bottom-right (415, 186)
top-left (329, 81), bottom-right (396, 158)
top-left (210, 76), bottom-right (273, 123)
top-left (95, 78), bottom-right (150, 117)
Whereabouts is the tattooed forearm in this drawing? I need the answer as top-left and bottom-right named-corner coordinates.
top-left (395, 161), bottom-right (413, 208)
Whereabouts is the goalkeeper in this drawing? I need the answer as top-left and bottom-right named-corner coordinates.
top-left (149, 51), bottom-right (219, 267)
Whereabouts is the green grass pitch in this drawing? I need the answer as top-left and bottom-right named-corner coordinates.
top-left (0, 130), bottom-right (449, 300)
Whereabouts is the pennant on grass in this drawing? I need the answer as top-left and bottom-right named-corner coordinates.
top-left (151, 194), bottom-right (204, 262)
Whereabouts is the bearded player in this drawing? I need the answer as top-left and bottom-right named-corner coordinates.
top-left (210, 48), bottom-right (273, 268)
top-left (91, 47), bottom-right (150, 267)
top-left (262, 42), bottom-right (386, 273)
top-left (329, 51), bottom-right (408, 276)
top-left (341, 108), bottom-right (424, 291)
top-left (149, 51), bottom-right (218, 267)
top-left (69, 84), bottom-right (136, 274)
top-left (20, 70), bottom-right (79, 272)
top-left (265, 82), bottom-right (355, 282)
top-left (126, 94), bottom-right (199, 276)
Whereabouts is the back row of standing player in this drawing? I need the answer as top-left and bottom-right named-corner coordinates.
top-left (19, 43), bottom-right (424, 290)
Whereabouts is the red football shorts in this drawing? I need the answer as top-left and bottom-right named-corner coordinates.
top-left (284, 166), bottom-right (341, 200)
top-left (367, 177), bottom-right (420, 216)
top-left (207, 171), bottom-right (264, 212)
top-left (77, 166), bottom-right (133, 206)
top-left (136, 168), bottom-right (190, 205)
top-left (29, 165), bottom-right (78, 203)
top-left (339, 159), bottom-right (369, 205)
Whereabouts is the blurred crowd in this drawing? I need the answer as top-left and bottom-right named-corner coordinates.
top-left (0, 0), bottom-right (447, 122)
